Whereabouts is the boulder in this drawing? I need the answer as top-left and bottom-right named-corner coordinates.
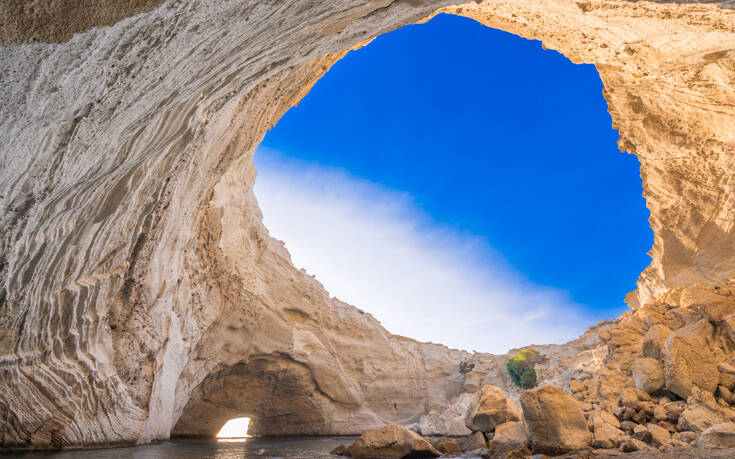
top-left (331, 444), bottom-right (348, 455)
top-left (641, 324), bottom-right (672, 360)
top-left (718, 362), bottom-right (735, 375)
top-left (345, 424), bottom-right (441, 458)
top-left (678, 391), bottom-right (730, 433)
top-left (570, 379), bottom-right (586, 394)
top-left (631, 358), bottom-right (665, 394)
top-left (590, 411), bottom-right (625, 449)
top-left (431, 437), bottom-right (462, 455)
top-left (619, 438), bottom-right (647, 452)
top-left (676, 431), bottom-right (700, 444)
top-left (693, 422), bottom-right (735, 448)
top-left (459, 431), bottom-right (487, 451)
top-left (662, 319), bottom-right (719, 399)
top-left (663, 400), bottom-right (686, 423)
top-left (489, 421), bottom-right (528, 449)
top-left (720, 372), bottom-right (735, 391)
top-left (465, 385), bottom-right (521, 433)
top-left (645, 423), bottom-right (670, 447)
top-left (519, 385), bottom-right (592, 455)
top-left (718, 385), bottom-right (733, 404)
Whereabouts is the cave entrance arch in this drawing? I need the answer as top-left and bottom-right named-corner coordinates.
top-left (172, 9), bottom-right (653, 440)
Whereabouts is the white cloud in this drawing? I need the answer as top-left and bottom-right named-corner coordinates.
top-left (254, 148), bottom-right (593, 354)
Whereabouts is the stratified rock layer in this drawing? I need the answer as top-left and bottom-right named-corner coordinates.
top-left (1, 0), bottom-right (735, 451)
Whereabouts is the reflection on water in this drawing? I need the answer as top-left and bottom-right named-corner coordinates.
top-left (7, 437), bottom-right (357, 459)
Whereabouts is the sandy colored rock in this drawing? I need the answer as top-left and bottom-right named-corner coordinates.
top-left (420, 393), bottom-right (473, 437)
top-left (345, 424), bottom-right (440, 458)
top-left (663, 319), bottom-right (720, 399)
top-left (2, 0), bottom-right (735, 451)
top-left (490, 421), bottom-right (528, 449)
top-left (520, 385), bottom-right (592, 454)
top-left (620, 438), bottom-right (647, 452)
top-left (693, 422), bottom-right (735, 449)
top-left (632, 358), bottom-right (665, 395)
top-left (678, 392), bottom-right (731, 433)
top-left (646, 423), bottom-right (671, 447)
top-left (459, 431), bottom-right (487, 452)
top-left (431, 437), bottom-right (462, 455)
top-left (465, 385), bottom-right (521, 433)
top-left (570, 379), bottom-right (586, 394)
top-left (590, 411), bottom-right (625, 449)
top-left (641, 324), bottom-right (672, 360)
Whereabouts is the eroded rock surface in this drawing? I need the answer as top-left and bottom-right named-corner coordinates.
top-left (2, 0), bottom-right (735, 451)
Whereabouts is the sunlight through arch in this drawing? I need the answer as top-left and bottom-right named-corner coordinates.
top-left (216, 417), bottom-right (251, 439)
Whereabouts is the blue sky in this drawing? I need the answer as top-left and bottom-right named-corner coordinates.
top-left (254, 14), bottom-right (652, 353)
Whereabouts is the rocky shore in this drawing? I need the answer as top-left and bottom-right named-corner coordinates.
top-left (332, 284), bottom-right (735, 457)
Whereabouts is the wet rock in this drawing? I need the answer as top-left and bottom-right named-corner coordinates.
top-left (331, 444), bottom-right (348, 455)
top-left (693, 422), bottom-right (735, 448)
top-left (465, 385), bottom-right (521, 433)
top-left (520, 385), bottom-right (592, 455)
top-left (632, 358), bottom-right (665, 394)
top-left (662, 319), bottom-right (719, 399)
top-left (345, 424), bottom-right (441, 458)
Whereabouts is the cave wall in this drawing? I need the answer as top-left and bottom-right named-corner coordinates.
top-left (1, 0), bottom-right (734, 450)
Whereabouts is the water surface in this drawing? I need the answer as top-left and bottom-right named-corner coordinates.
top-left (8, 437), bottom-right (357, 458)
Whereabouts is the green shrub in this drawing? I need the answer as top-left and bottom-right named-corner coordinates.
top-left (506, 348), bottom-right (543, 389)
top-left (459, 360), bottom-right (475, 375)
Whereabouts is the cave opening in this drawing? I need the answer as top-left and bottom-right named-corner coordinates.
top-left (252, 13), bottom-right (653, 354)
top-left (216, 416), bottom-right (252, 441)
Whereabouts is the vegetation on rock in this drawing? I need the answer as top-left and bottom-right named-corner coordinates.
top-left (506, 348), bottom-right (543, 389)
top-left (459, 360), bottom-right (475, 375)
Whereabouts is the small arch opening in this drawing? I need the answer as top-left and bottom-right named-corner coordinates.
top-left (216, 417), bottom-right (252, 441)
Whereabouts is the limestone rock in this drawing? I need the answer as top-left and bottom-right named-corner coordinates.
top-left (520, 386), bottom-right (592, 455)
top-left (489, 421), bottom-right (528, 449)
top-left (569, 379), bottom-right (586, 394)
top-left (641, 324), bottom-right (672, 360)
top-left (345, 424), bottom-right (441, 458)
top-left (463, 371), bottom-right (485, 393)
top-left (465, 385), bottom-right (521, 433)
top-left (678, 392), bottom-right (730, 433)
top-left (693, 422), bottom-right (735, 449)
top-left (645, 423), bottom-right (670, 447)
top-left (419, 393), bottom-right (473, 437)
top-left (459, 432), bottom-right (487, 452)
top-left (632, 358), bottom-right (665, 394)
top-left (431, 437), bottom-right (462, 455)
top-left (590, 411), bottom-right (624, 449)
top-left (619, 438), bottom-right (647, 452)
top-left (3, 0), bottom-right (735, 450)
top-left (663, 319), bottom-right (719, 399)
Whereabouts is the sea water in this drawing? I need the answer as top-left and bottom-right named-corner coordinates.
top-left (6, 437), bottom-right (356, 458)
